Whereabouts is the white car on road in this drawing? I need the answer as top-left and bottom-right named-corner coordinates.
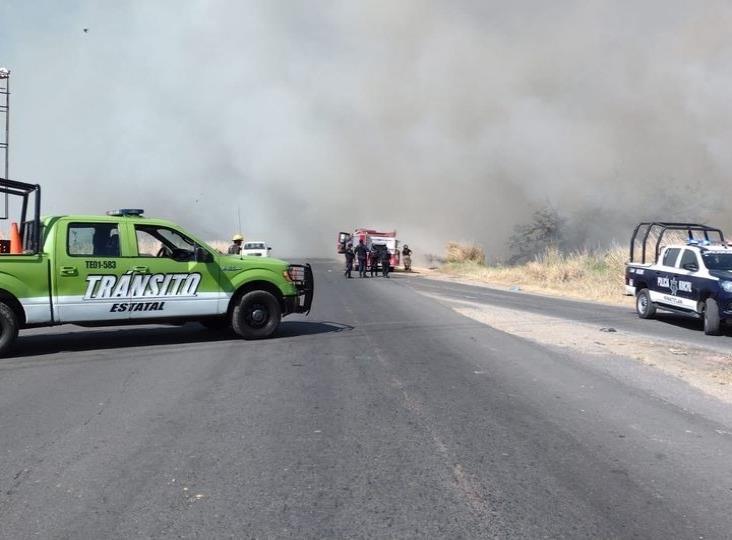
top-left (242, 241), bottom-right (271, 257)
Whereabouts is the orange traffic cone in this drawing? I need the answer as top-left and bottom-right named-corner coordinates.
top-left (9, 222), bottom-right (21, 254)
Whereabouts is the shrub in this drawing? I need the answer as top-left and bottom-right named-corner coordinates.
top-left (508, 206), bottom-right (564, 264)
top-left (445, 242), bottom-right (486, 264)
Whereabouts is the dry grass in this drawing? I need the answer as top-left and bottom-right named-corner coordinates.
top-left (445, 242), bottom-right (486, 264)
top-left (438, 244), bottom-right (630, 305)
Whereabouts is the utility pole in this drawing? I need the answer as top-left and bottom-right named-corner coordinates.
top-left (0, 67), bottom-right (10, 218)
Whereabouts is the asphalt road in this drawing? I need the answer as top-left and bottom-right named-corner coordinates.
top-left (1, 260), bottom-right (731, 539)
top-left (407, 274), bottom-right (732, 349)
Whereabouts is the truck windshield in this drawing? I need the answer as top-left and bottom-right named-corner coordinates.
top-left (702, 252), bottom-right (732, 270)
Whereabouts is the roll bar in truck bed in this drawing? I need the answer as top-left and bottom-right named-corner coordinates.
top-left (629, 222), bottom-right (725, 264)
top-left (0, 177), bottom-right (41, 254)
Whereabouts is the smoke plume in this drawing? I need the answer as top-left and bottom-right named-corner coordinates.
top-left (2, 1), bottom-right (732, 258)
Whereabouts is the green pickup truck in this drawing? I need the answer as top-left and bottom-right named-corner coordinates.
top-left (0, 178), bottom-right (314, 356)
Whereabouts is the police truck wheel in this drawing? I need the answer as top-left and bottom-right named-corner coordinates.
top-left (0, 301), bottom-right (19, 357)
top-left (703, 298), bottom-right (721, 336)
top-left (232, 291), bottom-right (281, 339)
top-left (636, 289), bottom-right (656, 319)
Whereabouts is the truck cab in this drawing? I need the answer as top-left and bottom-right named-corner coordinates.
top-left (0, 179), bottom-right (314, 356)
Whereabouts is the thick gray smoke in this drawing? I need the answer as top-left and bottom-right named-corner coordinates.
top-left (2, 1), bottom-right (732, 259)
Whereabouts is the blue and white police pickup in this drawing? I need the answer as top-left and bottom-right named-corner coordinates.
top-left (625, 222), bottom-right (732, 335)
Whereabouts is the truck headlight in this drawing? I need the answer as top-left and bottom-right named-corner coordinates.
top-left (721, 281), bottom-right (732, 293)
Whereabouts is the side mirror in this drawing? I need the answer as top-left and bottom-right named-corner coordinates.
top-left (171, 248), bottom-right (193, 262)
top-left (683, 263), bottom-right (698, 272)
top-left (267, 246), bottom-right (272, 250)
top-left (195, 246), bottom-right (213, 263)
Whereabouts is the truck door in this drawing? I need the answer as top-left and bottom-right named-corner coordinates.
top-left (675, 249), bottom-right (701, 311)
top-left (124, 223), bottom-right (222, 319)
top-left (54, 220), bottom-right (130, 323)
top-left (650, 247), bottom-right (682, 309)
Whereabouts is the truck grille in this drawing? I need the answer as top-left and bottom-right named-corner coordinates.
top-left (287, 263), bottom-right (314, 314)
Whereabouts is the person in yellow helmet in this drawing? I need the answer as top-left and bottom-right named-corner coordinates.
top-left (228, 234), bottom-right (244, 255)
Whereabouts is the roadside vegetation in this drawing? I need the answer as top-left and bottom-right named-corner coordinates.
top-left (444, 242), bottom-right (486, 264)
top-left (428, 207), bottom-right (630, 305)
top-left (434, 243), bottom-right (629, 305)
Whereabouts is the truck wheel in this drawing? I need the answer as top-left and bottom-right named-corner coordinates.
top-left (0, 302), bottom-right (19, 357)
top-left (703, 298), bottom-right (721, 336)
top-left (636, 289), bottom-right (656, 319)
top-left (231, 291), bottom-right (281, 339)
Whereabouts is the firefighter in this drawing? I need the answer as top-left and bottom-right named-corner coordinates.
top-left (402, 244), bottom-right (412, 272)
top-left (344, 243), bottom-right (355, 278)
top-left (369, 249), bottom-right (380, 277)
top-left (381, 246), bottom-right (391, 278)
top-left (354, 240), bottom-right (368, 277)
top-left (228, 234), bottom-right (243, 255)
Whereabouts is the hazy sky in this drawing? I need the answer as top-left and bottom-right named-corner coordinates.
top-left (2, 1), bottom-right (732, 257)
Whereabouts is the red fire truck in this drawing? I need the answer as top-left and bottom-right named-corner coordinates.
top-left (337, 228), bottom-right (401, 271)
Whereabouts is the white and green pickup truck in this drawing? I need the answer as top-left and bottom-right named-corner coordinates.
top-left (0, 178), bottom-right (314, 356)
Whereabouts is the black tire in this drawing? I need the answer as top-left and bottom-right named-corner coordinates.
top-left (200, 318), bottom-right (230, 331)
top-left (0, 301), bottom-right (19, 357)
top-left (231, 290), bottom-right (281, 339)
top-left (636, 288), bottom-right (656, 319)
top-left (703, 297), bottom-right (721, 336)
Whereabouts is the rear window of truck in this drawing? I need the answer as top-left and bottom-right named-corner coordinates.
top-left (67, 223), bottom-right (120, 257)
top-left (662, 248), bottom-right (680, 267)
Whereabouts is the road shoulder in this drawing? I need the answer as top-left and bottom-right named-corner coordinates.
top-left (427, 293), bottom-right (732, 406)
top-left (410, 266), bottom-right (633, 308)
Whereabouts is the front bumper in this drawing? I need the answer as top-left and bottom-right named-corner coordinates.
top-left (284, 263), bottom-right (314, 315)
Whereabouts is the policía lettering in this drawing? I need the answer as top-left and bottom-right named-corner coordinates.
top-left (656, 276), bottom-right (692, 294)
